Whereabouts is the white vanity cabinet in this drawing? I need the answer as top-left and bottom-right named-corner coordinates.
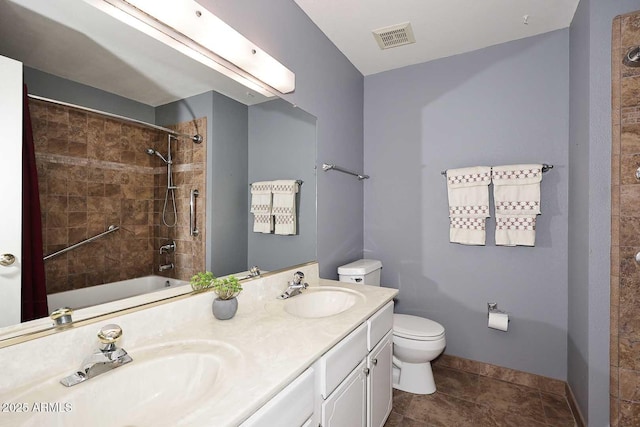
top-left (367, 332), bottom-right (393, 427)
top-left (321, 358), bottom-right (368, 426)
top-left (241, 300), bottom-right (394, 427)
top-left (317, 301), bottom-right (394, 427)
top-left (240, 368), bottom-right (315, 427)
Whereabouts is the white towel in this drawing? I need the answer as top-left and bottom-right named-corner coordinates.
top-left (272, 180), bottom-right (299, 235)
top-left (446, 166), bottom-right (491, 245)
top-left (251, 181), bottom-right (273, 233)
top-left (492, 164), bottom-right (542, 246)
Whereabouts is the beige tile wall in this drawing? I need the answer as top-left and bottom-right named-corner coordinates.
top-left (32, 99), bottom-right (206, 295)
top-left (612, 12), bottom-right (640, 427)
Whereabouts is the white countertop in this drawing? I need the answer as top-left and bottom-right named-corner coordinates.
top-left (0, 264), bottom-right (397, 427)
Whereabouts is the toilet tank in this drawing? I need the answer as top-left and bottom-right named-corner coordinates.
top-left (337, 259), bottom-right (383, 286)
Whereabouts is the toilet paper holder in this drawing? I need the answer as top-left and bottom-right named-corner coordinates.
top-left (487, 302), bottom-right (509, 320)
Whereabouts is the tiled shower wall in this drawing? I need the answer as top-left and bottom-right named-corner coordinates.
top-left (153, 118), bottom-right (207, 282)
top-left (32, 99), bottom-right (206, 295)
top-left (612, 12), bottom-right (640, 426)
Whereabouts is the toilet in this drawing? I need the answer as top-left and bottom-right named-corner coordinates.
top-left (338, 259), bottom-right (446, 395)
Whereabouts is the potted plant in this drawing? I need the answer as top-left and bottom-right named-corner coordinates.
top-left (190, 272), bottom-right (243, 320)
top-left (190, 271), bottom-right (215, 292)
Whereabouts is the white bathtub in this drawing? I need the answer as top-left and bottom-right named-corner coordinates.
top-left (0, 276), bottom-right (191, 341)
top-left (47, 275), bottom-right (190, 311)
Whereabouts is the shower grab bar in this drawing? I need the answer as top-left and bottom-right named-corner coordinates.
top-left (440, 164), bottom-right (554, 176)
top-left (43, 225), bottom-right (119, 261)
top-left (190, 189), bottom-right (200, 237)
top-left (322, 163), bottom-right (369, 180)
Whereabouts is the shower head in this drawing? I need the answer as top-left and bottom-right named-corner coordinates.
top-left (624, 46), bottom-right (640, 67)
top-left (145, 148), bottom-right (169, 164)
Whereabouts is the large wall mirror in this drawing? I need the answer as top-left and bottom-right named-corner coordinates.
top-left (0, 0), bottom-right (317, 341)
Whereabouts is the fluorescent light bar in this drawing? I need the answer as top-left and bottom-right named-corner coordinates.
top-left (86, 0), bottom-right (295, 95)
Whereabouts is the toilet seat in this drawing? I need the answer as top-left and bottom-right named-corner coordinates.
top-left (393, 314), bottom-right (445, 341)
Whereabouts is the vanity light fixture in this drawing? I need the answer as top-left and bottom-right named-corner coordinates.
top-left (84, 0), bottom-right (295, 96)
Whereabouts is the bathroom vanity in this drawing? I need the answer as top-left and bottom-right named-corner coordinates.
top-left (0, 262), bottom-right (397, 427)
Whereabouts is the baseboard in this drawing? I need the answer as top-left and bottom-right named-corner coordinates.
top-left (433, 354), bottom-right (566, 395)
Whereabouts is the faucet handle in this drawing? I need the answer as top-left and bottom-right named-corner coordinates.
top-left (98, 324), bottom-right (123, 350)
top-left (50, 307), bottom-right (73, 327)
top-left (293, 271), bottom-right (304, 285)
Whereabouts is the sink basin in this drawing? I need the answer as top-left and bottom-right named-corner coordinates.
top-left (284, 287), bottom-right (363, 318)
top-left (3, 340), bottom-right (242, 427)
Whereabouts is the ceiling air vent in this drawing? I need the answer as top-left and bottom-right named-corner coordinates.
top-left (372, 22), bottom-right (416, 50)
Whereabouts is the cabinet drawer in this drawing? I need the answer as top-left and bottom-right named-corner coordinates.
top-left (319, 322), bottom-right (368, 399)
top-left (241, 368), bottom-right (314, 427)
top-left (367, 301), bottom-right (393, 351)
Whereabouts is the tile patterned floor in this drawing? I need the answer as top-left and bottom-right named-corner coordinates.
top-left (384, 365), bottom-right (577, 427)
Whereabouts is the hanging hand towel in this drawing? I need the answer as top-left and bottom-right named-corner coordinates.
top-left (272, 180), bottom-right (299, 235)
top-left (251, 181), bottom-right (273, 233)
top-left (492, 164), bottom-right (543, 246)
top-left (446, 166), bottom-right (492, 245)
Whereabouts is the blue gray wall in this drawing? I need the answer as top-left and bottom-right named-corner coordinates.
top-left (247, 99), bottom-right (317, 270)
top-left (568, 1), bottom-right (640, 424)
top-left (567, 0), bottom-right (592, 422)
top-left (24, 67), bottom-right (155, 123)
top-left (156, 91), bottom-right (249, 277)
top-left (200, 0), bottom-right (365, 279)
top-left (364, 30), bottom-right (570, 380)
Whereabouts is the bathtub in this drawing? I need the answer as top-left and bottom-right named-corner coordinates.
top-left (0, 276), bottom-right (190, 341)
top-left (47, 275), bottom-right (190, 311)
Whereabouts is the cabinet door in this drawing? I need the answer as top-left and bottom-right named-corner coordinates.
top-left (368, 332), bottom-right (393, 427)
top-left (322, 359), bottom-right (367, 427)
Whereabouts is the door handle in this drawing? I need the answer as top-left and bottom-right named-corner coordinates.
top-left (0, 254), bottom-right (16, 266)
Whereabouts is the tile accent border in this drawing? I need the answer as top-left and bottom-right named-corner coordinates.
top-left (433, 354), bottom-right (585, 426)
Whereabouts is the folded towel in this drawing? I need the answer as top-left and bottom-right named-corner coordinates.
top-left (492, 164), bottom-right (542, 246)
top-left (251, 181), bottom-right (273, 233)
top-left (272, 180), bottom-right (299, 235)
top-left (446, 166), bottom-right (491, 245)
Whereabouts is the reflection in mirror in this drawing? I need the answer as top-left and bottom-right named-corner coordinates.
top-left (0, 0), bottom-right (317, 342)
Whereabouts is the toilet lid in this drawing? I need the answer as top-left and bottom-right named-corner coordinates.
top-left (393, 314), bottom-right (445, 340)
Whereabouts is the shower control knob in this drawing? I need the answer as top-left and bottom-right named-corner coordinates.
top-left (0, 254), bottom-right (16, 266)
top-left (635, 252), bottom-right (640, 264)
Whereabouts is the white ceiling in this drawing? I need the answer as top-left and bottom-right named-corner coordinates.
top-left (294, 0), bottom-right (580, 76)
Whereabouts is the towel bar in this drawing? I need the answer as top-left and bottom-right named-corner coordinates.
top-left (250, 180), bottom-right (303, 187)
top-left (322, 163), bottom-right (369, 180)
top-left (440, 164), bottom-right (554, 176)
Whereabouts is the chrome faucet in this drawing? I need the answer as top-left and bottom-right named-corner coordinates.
top-left (239, 265), bottom-right (261, 280)
top-left (60, 324), bottom-right (133, 387)
top-left (277, 271), bottom-right (308, 299)
top-left (159, 263), bottom-right (174, 272)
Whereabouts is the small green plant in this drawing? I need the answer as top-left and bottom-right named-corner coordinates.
top-left (212, 275), bottom-right (242, 300)
top-left (190, 271), bottom-right (215, 292)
